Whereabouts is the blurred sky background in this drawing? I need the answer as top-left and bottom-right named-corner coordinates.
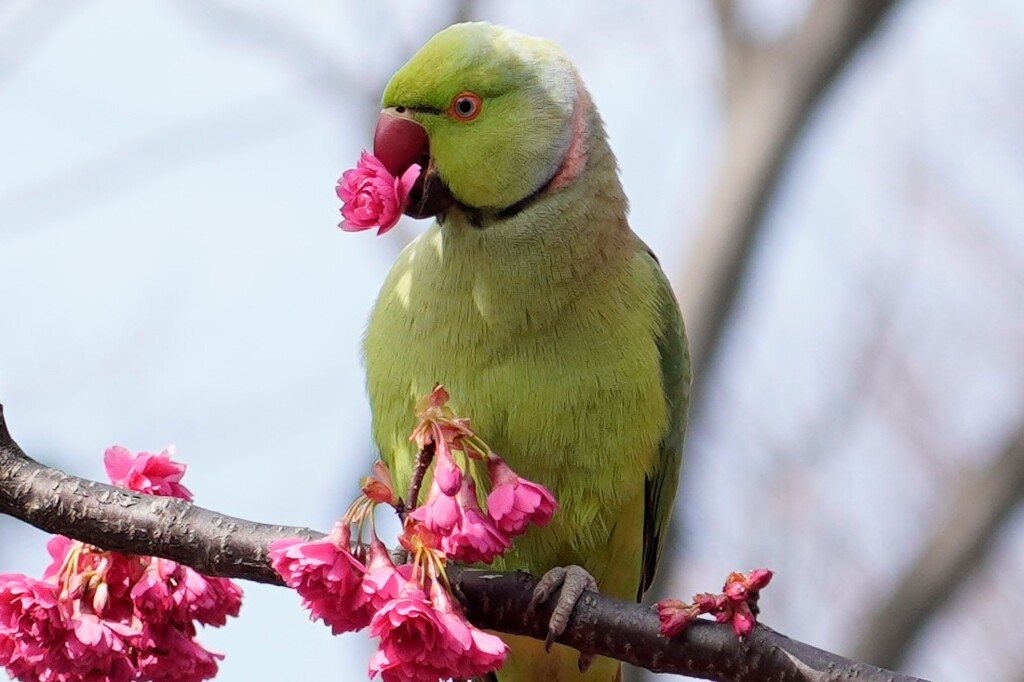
top-left (1, 1), bottom-right (1023, 680)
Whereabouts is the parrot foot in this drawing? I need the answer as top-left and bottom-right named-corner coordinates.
top-left (528, 564), bottom-right (598, 670)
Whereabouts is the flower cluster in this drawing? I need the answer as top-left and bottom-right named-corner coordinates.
top-left (271, 530), bottom-right (506, 682)
top-left (408, 386), bottom-right (556, 564)
top-left (337, 151), bottom-right (420, 235)
top-left (269, 524), bottom-right (375, 635)
top-left (657, 568), bottom-right (773, 639)
top-left (368, 570), bottom-right (506, 682)
top-left (269, 385), bottom-right (558, 682)
top-left (0, 447), bottom-right (243, 682)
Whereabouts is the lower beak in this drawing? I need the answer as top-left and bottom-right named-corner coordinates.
top-left (373, 110), bottom-right (456, 219)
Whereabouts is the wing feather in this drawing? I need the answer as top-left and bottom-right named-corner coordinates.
top-left (639, 248), bottom-right (690, 598)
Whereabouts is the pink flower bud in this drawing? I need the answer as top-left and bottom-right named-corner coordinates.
top-left (92, 581), bottom-right (110, 615)
top-left (416, 384), bottom-right (451, 415)
top-left (724, 574), bottom-right (750, 602)
top-left (746, 568), bottom-right (773, 591)
top-left (656, 598), bottom-right (703, 637)
top-left (723, 568), bottom-right (773, 602)
top-left (693, 592), bottom-right (727, 614)
top-left (361, 460), bottom-right (398, 505)
top-left (433, 444), bottom-right (463, 496)
top-left (730, 601), bottom-right (757, 638)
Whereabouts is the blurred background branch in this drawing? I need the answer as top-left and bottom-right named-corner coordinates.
top-left (853, 421), bottom-right (1024, 669)
top-left (678, 0), bottom-right (899, 399)
top-left (643, 4), bottom-right (901, 674)
top-left (0, 0), bottom-right (91, 90)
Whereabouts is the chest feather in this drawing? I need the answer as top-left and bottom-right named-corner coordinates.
top-left (363, 224), bottom-right (667, 567)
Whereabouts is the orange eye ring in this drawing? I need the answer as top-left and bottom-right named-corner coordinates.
top-left (448, 91), bottom-right (482, 121)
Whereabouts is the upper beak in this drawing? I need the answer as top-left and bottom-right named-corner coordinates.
top-left (373, 109), bottom-right (455, 219)
top-left (373, 110), bottom-right (429, 177)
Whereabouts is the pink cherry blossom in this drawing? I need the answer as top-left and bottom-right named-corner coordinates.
top-left (120, 551), bottom-right (242, 635)
top-left (485, 453), bottom-right (557, 535)
top-left (368, 579), bottom-right (507, 682)
top-left (130, 562), bottom-right (175, 622)
top-left (2, 447), bottom-right (241, 682)
top-left (442, 477), bottom-right (510, 563)
top-left (408, 478), bottom-right (461, 537)
top-left (337, 151), bottom-right (420, 234)
top-left (427, 581), bottom-right (508, 679)
top-left (361, 540), bottom-right (414, 612)
top-left (104, 445), bottom-right (193, 500)
top-left (408, 474), bottom-right (510, 563)
top-left (2, 543), bottom-right (240, 681)
top-left (720, 569), bottom-right (772, 637)
top-left (433, 610), bottom-right (508, 680)
top-left (368, 584), bottom-right (441, 682)
top-left (42, 535), bottom-right (74, 580)
top-left (0, 574), bottom-right (64, 681)
top-left (0, 574), bottom-right (142, 682)
top-left (64, 614), bottom-right (137, 679)
top-left (268, 524), bottom-right (373, 634)
top-left (168, 566), bottom-right (243, 627)
top-left (135, 623), bottom-right (223, 682)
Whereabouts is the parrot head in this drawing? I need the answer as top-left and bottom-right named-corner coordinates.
top-left (374, 22), bottom-right (586, 218)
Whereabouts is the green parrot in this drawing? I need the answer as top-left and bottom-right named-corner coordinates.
top-left (362, 22), bottom-right (689, 682)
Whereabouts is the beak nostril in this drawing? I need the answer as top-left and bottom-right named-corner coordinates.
top-left (395, 106), bottom-right (406, 114)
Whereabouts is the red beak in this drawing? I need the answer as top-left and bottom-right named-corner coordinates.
top-left (373, 113), bottom-right (429, 177)
top-left (373, 111), bottom-right (456, 219)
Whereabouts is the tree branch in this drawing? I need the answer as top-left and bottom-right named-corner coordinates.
top-left (682, 0), bottom-right (900, 392)
top-left (852, 421), bottom-right (1024, 669)
top-left (0, 403), bottom-right (926, 681)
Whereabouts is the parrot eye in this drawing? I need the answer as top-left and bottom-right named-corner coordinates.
top-left (449, 92), bottom-right (481, 121)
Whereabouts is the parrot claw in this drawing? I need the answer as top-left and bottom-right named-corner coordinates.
top-left (528, 565), bottom-right (598, 654)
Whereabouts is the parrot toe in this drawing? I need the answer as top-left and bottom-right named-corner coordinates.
top-left (528, 564), bottom-right (598, 658)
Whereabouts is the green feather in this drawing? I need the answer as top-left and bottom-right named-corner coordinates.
top-left (362, 22), bottom-right (689, 681)
top-left (640, 249), bottom-right (690, 599)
